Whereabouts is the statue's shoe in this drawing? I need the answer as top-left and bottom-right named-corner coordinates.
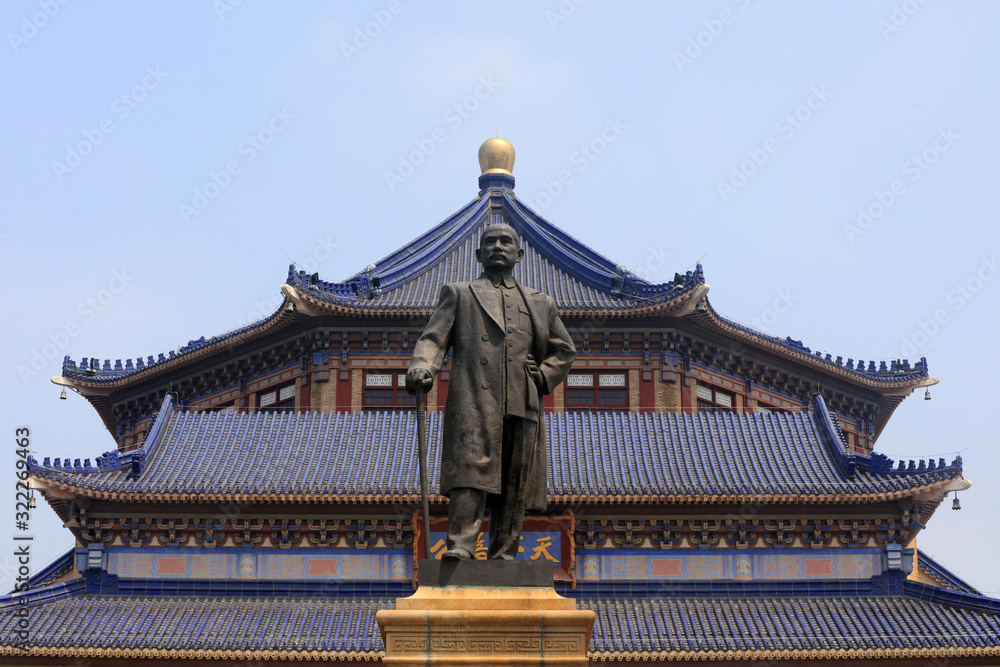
top-left (440, 547), bottom-right (473, 560)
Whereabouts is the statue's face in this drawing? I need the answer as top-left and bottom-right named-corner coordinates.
top-left (476, 225), bottom-right (523, 274)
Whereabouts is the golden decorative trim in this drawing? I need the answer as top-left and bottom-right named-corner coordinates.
top-left (589, 645), bottom-right (1000, 661)
top-left (33, 477), bottom-right (959, 506)
top-left (3, 644), bottom-right (999, 662)
top-left (0, 645), bottom-right (382, 661)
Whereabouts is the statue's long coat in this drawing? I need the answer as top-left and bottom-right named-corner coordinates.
top-left (409, 275), bottom-right (576, 512)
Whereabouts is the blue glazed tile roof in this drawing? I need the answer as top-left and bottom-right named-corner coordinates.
top-left (58, 191), bottom-right (702, 386)
top-left (1, 594), bottom-right (388, 653)
top-left (583, 594), bottom-right (1000, 653)
top-left (284, 193), bottom-right (702, 312)
top-left (2, 591), bottom-right (999, 655)
top-left (30, 395), bottom-right (961, 500)
top-left (60, 186), bottom-right (929, 394)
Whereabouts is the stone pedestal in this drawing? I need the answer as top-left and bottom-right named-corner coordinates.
top-left (377, 560), bottom-right (594, 666)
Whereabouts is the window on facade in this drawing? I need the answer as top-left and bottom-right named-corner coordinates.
top-left (755, 401), bottom-right (792, 414)
top-left (259, 384), bottom-right (295, 412)
top-left (197, 402), bottom-right (237, 414)
top-left (696, 384), bottom-right (735, 411)
top-left (565, 372), bottom-right (629, 411)
top-left (363, 371), bottom-right (415, 411)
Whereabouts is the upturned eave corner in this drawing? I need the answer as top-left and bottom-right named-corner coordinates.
top-left (685, 295), bottom-right (935, 417)
top-left (882, 375), bottom-right (940, 398)
top-left (913, 476), bottom-right (971, 502)
top-left (674, 284), bottom-right (711, 317)
top-left (280, 283), bottom-right (325, 317)
top-left (50, 374), bottom-right (112, 398)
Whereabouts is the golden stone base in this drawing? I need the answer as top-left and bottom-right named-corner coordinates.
top-left (377, 561), bottom-right (594, 667)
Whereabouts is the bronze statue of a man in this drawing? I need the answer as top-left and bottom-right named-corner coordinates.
top-left (406, 223), bottom-right (576, 560)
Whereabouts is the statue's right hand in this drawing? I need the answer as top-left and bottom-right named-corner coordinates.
top-left (405, 369), bottom-right (433, 395)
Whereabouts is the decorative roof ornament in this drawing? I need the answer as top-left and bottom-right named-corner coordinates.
top-left (478, 137), bottom-right (516, 192)
top-left (478, 137), bottom-right (515, 175)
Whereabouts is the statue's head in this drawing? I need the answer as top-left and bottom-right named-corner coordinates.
top-left (476, 223), bottom-right (523, 275)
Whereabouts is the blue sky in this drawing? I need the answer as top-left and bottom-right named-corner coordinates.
top-left (2, 2), bottom-right (999, 594)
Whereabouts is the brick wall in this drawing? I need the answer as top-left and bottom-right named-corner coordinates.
top-left (656, 377), bottom-right (681, 412)
top-left (351, 369), bottom-right (363, 413)
top-left (312, 377), bottom-right (336, 411)
top-left (628, 369), bottom-right (640, 414)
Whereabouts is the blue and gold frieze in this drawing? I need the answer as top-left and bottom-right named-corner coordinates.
top-left (576, 549), bottom-right (884, 582)
top-left (106, 548), bottom-right (411, 582)
top-left (106, 545), bottom-right (886, 585)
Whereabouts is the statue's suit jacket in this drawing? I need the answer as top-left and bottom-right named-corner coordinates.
top-left (409, 275), bottom-right (576, 512)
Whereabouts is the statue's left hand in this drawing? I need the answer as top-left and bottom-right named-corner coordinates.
top-left (525, 354), bottom-right (544, 388)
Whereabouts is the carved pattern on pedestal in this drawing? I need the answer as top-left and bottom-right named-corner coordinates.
top-left (386, 631), bottom-right (586, 655)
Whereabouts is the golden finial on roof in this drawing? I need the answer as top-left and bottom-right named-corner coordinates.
top-left (478, 137), bottom-right (515, 176)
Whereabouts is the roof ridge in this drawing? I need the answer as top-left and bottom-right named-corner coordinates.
top-left (288, 195), bottom-right (491, 302)
top-left (60, 303), bottom-right (287, 383)
top-left (716, 311), bottom-right (931, 383)
top-left (917, 550), bottom-right (981, 595)
top-left (0, 578), bottom-right (84, 612)
top-left (904, 579), bottom-right (1000, 616)
top-left (30, 394), bottom-right (176, 477)
top-left (810, 394), bottom-right (962, 479)
top-left (506, 192), bottom-right (706, 302)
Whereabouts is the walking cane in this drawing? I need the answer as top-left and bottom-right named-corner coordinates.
top-left (415, 388), bottom-right (432, 559)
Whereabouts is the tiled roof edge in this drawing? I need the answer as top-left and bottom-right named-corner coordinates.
top-left (345, 196), bottom-right (485, 286)
top-left (24, 548), bottom-right (74, 590)
top-left (61, 295), bottom-right (287, 383)
top-left (812, 394), bottom-right (962, 479)
top-left (288, 196), bottom-right (490, 303)
top-left (917, 550), bottom-right (981, 595)
top-left (718, 313), bottom-right (931, 384)
top-left (587, 647), bottom-right (1000, 662)
top-left (6, 573), bottom-right (967, 605)
top-left (0, 579), bottom-right (84, 612)
top-left (569, 575), bottom-right (913, 599)
top-left (29, 395), bottom-right (175, 477)
top-left (0, 646), bottom-right (383, 662)
top-left (506, 193), bottom-right (705, 302)
top-left (289, 192), bottom-right (705, 309)
top-left (905, 579), bottom-right (1000, 616)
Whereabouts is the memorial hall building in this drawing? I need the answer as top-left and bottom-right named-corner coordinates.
top-left (3, 138), bottom-right (999, 665)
